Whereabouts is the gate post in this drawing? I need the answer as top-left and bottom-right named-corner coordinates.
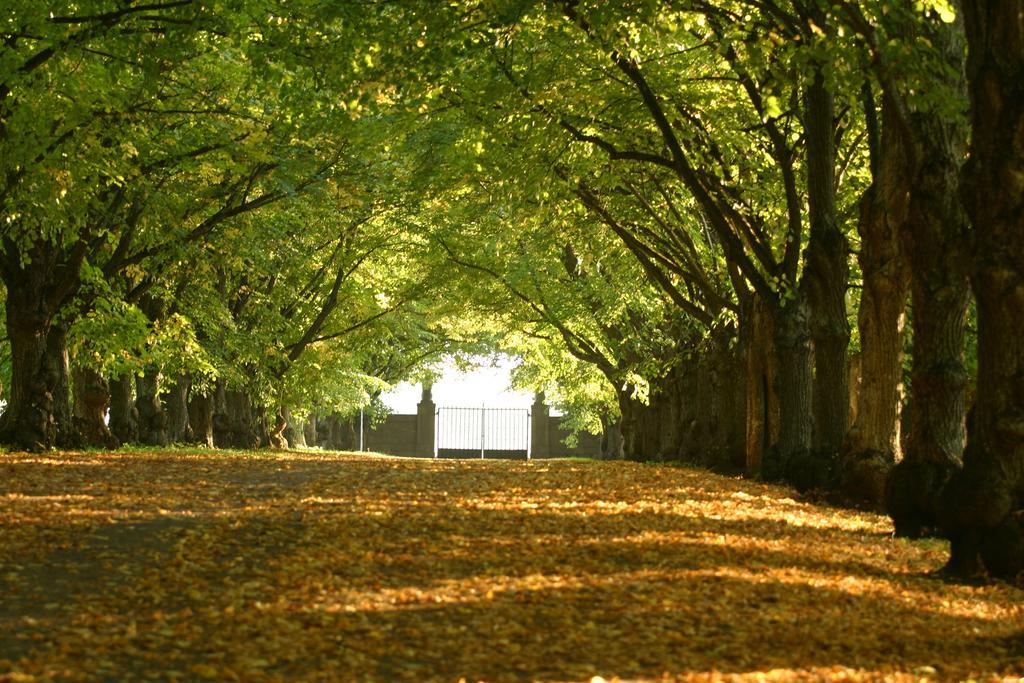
top-left (416, 383), bottom-right (436, 458)
top-left (530, 392), bottom-right (550, 459)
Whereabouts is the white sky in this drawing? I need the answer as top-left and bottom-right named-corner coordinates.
top-left (381, 355), bottom-right (535, 413)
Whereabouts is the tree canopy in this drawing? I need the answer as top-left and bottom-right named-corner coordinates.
top-left (1, 0), bottom-right (1022, 581)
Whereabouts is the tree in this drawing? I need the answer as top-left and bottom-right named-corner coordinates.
top-left (940, 0), bottom-right (1024, 579)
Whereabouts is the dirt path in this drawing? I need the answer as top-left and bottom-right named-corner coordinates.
top-left (1, 450), bottom-right (1021, 682)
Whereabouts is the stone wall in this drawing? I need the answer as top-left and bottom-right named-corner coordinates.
top-left (353, 388), bottom-right (602, 459)
top-left (363, 414), bottom-right (420, 457)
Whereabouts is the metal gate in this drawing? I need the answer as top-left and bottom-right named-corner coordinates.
top-left (435, 407), bottom-right (530, 459)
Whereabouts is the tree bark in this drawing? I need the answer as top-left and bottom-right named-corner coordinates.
top-left (109, 374), bottom-right (139, 445)
top-left (658, 368), bottom-right (682, 461)
top-left (303, 415), bottom-right (318, 448)
top-left (743, 295), bottom-right (778, 475)
top-left (841, 95), bottom-right (912, 507)
top-left (942, 0), bottom-right (1024, 579)
top-left (602, 414), bottom-right (625, 460)
top-left (285, 407), bottom-right (306, 448)
top-left (213, 388), bottom-right (260, 449)
top-left (885, 20), bottom-right (972, 537)
top-left (164, 373), bottom-right (192, 444)
top-left (0, 241), bottom-right (81, 451)
top-left (766, 298), bottom-right (815, 483)
top-left (136, 367), bottom-right (168, 447)
top-left (268, 409), bottom-right (288, 449)
top-left (47, 323), bottom-right (77, 449)
top-left (715, 332), bottom-right (746, 470)
top-left (188, 389), bottom-right (215, 448)
top-left (802, 68), bottom-right (851, 457)
top-left (72, 366), bottom-right (117, 449)
top-left (0, 289), bottom-right (55, 451)
top-left (616, 390), bottom-right (645, 461)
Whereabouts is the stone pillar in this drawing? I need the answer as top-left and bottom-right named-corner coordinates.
top-left (416, 383), bottom-right (436, 458)
top-left (531, 392), bottom-right (550, 459)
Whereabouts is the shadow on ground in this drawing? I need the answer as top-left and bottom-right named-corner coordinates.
top-left (1, 450), bottom-right (1021, 681)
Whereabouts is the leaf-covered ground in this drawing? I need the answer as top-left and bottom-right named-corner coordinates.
top-left (0, 450), bottom-right (1021, 682)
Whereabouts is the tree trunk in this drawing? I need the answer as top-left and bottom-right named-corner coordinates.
top-left (316, 415), bottom-right (331, 449)
top-left (214, 389), bottom-right (260, 450)
top-left (941, 0), bottom-right (1024, 579)
top-left (658, 364), bottom-right (684, 461)
top-left (638, 395), bottom-right (661, 461)
top-left (841, 97), bottom-right (912, 507)
top-left (47, 323), bottom-right (77, 449)
top-left (326, 413), bottom-right (345, 451)
top-left (616, 391), bottom-right (645, 461)
top-left (885, 21), bottom-right (971, 537)
top-left (304, 415), bottom-right (318, 448)
top-left (164, 374), bottom-right (192, 444)
top-left (72, 366), bottom-right (117, 449)
top-left (675, 356), bottom-right (699, 462)
top-left (0, 242), bottom-right (80, 452)
top-left (188, 389), bottom-right (215, 448)
top-left (0, 298), bottom-right (54, 451)
top-left (714, 332), bottom-right (746, 470)
top-left (767, 298), bottom-right (815, 485)
top-left (803, 68), bottom-right (851, 457)
top-left (285, 407), bottom-right (306, 448)
top-left (692, 351), bottom-right (715, 465)
top-left (109, 374), bottom-right (139, 445)
top-left (268, 409), bottom-right (288, 449)
top-left (743, 296), bottom-right (778, 475)
top-left (136, 367), bottom-right (168, 447)
top-left (253, 403), bottom-right (270, 448)
top-left (602, 414), bottom-right (625, 460)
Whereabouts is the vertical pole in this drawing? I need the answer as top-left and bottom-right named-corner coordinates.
top-left (359, 408), bottom-right (364, 452)
top-left (480, 405), bottom-right (485, 458)
top-left (526, 409), bottom-right (531, 460)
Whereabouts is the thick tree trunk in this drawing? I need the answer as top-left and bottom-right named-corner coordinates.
top-left (109, 374), bottom-right (139, 445)
top-left (675, 357), bottom-right (699, 462)
top-left (316, 415), bottom-right (331, 449)
top-left (942, 1), bottom-right (1024, 579)
top-left (743, 296), bottom-right (778, 475)
top-left (0, 242), bottom-right (80, 452)
top-left (164, 374), bottom-right (192, 444)
top-left (841, 98), bottom-right (912, 507)
top-left (0, 298), bottom-right (54, 451)
top-left (657, 368), bottom-right (682, 461)
top-left (303, 415), bottom-right (318, 448)
top-left (284, 407), bottom-right (306, 448)
top-left (72, 366), bottom-right (117, 449)
top-left (885, 29), bottom-right (971, 537)
top-left (47, 323), bottom-right (77, 449)
top-left (715, 333), bottom-right (746, 470)
top-left (213, 389), bottom-right (260, 449)
top-left (325, 413), bottom-right (345, 451)
top-left (602, 414), bottom-right (625, 460)
top-left (692, 352), bottom-right (715, 465)
top-left (803, 70), bottom-right (851, 457)
top-left (188, 389), bottom-right (215, 448)
top-left (767, 298), bottom-right (815, 486)
top-left (616, 391), bottom-right (646, 461)
top-left (638, 395), bottom-right (661, 461)
top-left (253, 403), bottom-right (270, 448)
top-left (268, 409), bottom-right (288, 449)
top-left (136, 367), bottom-right (168, 447)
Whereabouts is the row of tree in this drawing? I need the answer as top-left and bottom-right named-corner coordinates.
top-left (1, 1), bottom-right (1021, 579)
top-left (394, 0), bottom-right (1022, 579)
